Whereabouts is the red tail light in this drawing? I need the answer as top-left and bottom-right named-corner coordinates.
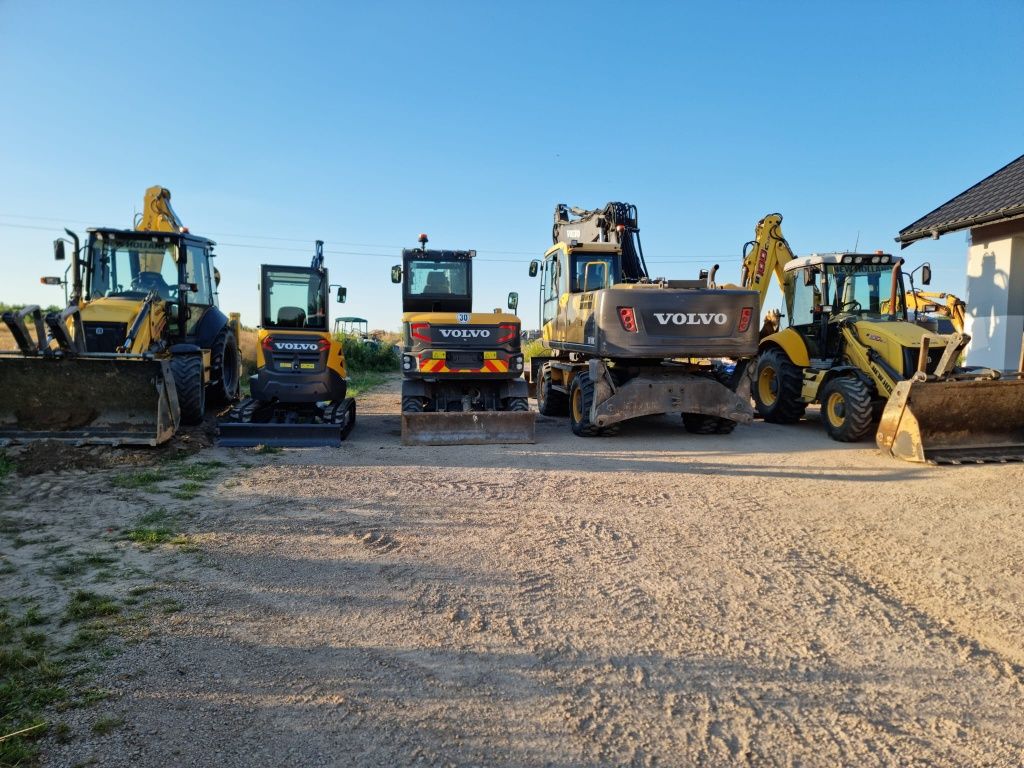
top-left (618, 306), bottom-right (638, 333)
top-left (261, 335), bottom-right (275, 351)
top-left (317, 337), bottom-right (331, 352)
top-left (737, 307), bottom-right (753, 333)
top-left (411, 322), bottom-right (431, 343)
top-left (497, 323), bottom-right (517, 343)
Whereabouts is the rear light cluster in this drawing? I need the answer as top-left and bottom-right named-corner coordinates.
top-left (618, 306), bottom-right (638, 333)
top-left (411, 322), bottom-right (431, 342)
top-left (497, 323), bottom-right (517, 343)
top-left (737, 307), bottom-right (753, 333)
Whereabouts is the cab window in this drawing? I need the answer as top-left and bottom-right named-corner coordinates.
top-left (185, 246), bottom-right (214, 306)
top-left (571, 254), bottom-right (617, 292)
top-left (542, 254), bottom-right (562, 325)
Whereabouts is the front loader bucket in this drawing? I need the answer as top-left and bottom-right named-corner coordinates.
top-left (877, 377), bottom-right (1024, 464)
top-left (0, 354), bottom-right (179, 446)
top-left (401, 411), bottom-right (536, 446)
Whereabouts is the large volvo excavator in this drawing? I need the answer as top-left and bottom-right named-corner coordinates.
top-left (741, 213), bottom-right (1024, 463)
top-left (0, 187), bottom-right (241, 445)
top-left (393, 235), bottom-right (534, 445)
top-left (529, 203), bottom-right (760, 436)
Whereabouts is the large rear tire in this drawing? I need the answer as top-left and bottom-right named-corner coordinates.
top-left (569, 372), bottom-right (601, 437)
top-left (537, 363), bottom-right (570, 417)
top-left (401, 396), bottom-right (429, 413)
top-left (171, 354), bottom-right (206, 426)
top-left (504, 397), bottom-right (529, 412)
top-left (682, 368), bottom-right (739, 435)
top-left (208, 327), bottom-right (241, 406)
top-left (819, 376), bottom-right (875, 442)
top-left (753, 347), bottom-right (806, 424)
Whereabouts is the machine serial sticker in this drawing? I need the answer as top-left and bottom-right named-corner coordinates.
top-left (300, 363), bottom-right (315, 369)
top-left (456, 312), bottom-right (471, 323)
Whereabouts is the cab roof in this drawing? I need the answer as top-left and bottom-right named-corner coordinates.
top-left (783, 252), bottom-right (895, 273)
top-left (87, 227), bottom-right (216, 248)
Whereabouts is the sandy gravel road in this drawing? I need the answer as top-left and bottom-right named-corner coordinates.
top-left (4, 374), bottom-right (1024, 767)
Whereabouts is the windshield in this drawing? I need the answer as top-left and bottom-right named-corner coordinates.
top-left (87, 236), bottom-right (179, 300)
top-left (828, 264), bottom-right (895, 316)
top-left (262, 267), bottom-right (328, 330)
top-left (407, 260), bottom-right (469, 297)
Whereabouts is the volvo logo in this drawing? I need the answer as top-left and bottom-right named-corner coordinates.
top-left (274, 342), bottom-right (319, 351)
top-left (438, 329), bottom-right (491, 339)
top-left (654, 313), bottom-right (728, 326)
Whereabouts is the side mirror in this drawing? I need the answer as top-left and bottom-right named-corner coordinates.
top-left (213, 267), bottom-right (221, 287)
top-left (507, 291), bottom-right (519, 312)
top-left (528, 260), bottom-right (539, 277)
top-left (391, 265), bottom-right (402, 284)
top-left (40, 276), bottom-right (62, 286)
top-left (921, 264), bottom-right (932, 286)
top-left (54, 240), bottom-right (66, 261)
top-left (336, 286), bottom-right (347, 303)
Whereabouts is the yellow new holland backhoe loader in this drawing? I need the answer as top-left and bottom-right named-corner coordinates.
top-left (0, 187), bottom-right (241, 446)
top-left (393, 235), bottom-right (535, 445)
top-left (742, 213), bottom-right (1024, 463)
top-left (217, 241), bottom-right (355, 447)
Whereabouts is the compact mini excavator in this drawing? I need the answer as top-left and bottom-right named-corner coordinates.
top-left (217, 241), bottom-right (355, 447)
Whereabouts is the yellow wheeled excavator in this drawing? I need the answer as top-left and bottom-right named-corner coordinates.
top-left (529, 203), bottom-right (760, 436)
top-left (217, 241), bottom-right (355, 447)
top-left (740, 213), bottom-right (1024, 463)
top-left (0, 187), bottom-right (241, 446)
top-left (393, 235), bottom-right (534, 445)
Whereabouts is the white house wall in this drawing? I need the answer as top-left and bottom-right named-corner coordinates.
top-left (964, 231), bottom-right (1024, 370)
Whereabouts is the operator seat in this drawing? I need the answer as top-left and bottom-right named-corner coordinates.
top-left (277, 306), bottom-right (306, 328)
top-left (134, 271), bottom-right (173, 299)
top-left (425, 271), bottom-right (450, 293)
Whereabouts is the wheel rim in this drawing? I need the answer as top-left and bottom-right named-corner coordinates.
top-left (757, 367), bottom-right (778, 406)
top-left (826, 391), bottom-right (846, 427)
top-left (571, 385), bottom-right (583, 423)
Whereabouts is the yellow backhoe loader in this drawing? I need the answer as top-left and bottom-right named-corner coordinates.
top-left (741, 213), bottom-right (1024, 463)
top-left (0, 187), bottom-right (241, 446)
top-left (217, 241), bottom-right (355, 447)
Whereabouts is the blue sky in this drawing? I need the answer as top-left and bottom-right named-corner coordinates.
top-left (1, 1), bottom-right (1022, 329)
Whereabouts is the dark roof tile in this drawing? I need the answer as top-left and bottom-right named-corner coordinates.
top-left (897, 154), bottom-right (1024, 245)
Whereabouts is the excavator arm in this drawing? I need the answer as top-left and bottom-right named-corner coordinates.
top-left (137, 186), bottom-right (184, 232)
top-left (741, 213), bottom-right (796, 309)
top-left (905, 290), bottom-right (966, 333)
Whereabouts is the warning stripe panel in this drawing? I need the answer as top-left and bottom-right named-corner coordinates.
top-left (417, 356), bottom-right (510, 374)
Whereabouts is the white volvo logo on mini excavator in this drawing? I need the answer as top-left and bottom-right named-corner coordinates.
top-left (275, 342), bottom-right (319, 351)
top-left (654, 313), bottom-right (728, 326)
top-left (439, 329), bottom-right (491, 339)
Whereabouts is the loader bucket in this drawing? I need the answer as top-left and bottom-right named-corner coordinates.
top-left (0, 354), bottom-right (179, 446)
top-left (876, 377), bottom-right (1024, 464)
top-left (401, 411), bottom-right (536, 446)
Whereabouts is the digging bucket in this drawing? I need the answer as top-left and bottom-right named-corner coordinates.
top-left (0, 354), bottom-right (179, 446)
top-left (876, 376), bottom-right (1024, 464)
top-left (401, 411), bottom-right (536, 446)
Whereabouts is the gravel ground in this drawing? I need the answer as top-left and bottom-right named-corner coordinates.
top-left (5, 374), bottom-right (1024, 767)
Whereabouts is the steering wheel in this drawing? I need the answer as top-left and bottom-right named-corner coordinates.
top-left (839, 299), bottom-right (862, 313)
top-left (131, 271), bottom-right (174, 299)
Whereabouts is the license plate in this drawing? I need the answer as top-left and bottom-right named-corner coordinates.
top-left (432, 350), bottom-right (447, 359)
top-left (483, 351), bottom-right (497, 360)
top-left (300, 363), bottom-right (316, 369)
top-left (448, 352), bottom-right (482, 367)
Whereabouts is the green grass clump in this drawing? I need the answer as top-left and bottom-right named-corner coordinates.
top-left (254, 444), bottom-right (282, 455)
top-left (348, 370), bottom-right (387, 397)
top-left (91, 714), bottom-right (124, 735)
top-left (338, 335), bottom-right (399, 372)
top-left (172, 481), bottom-right (202, 501)
top-left (522, 338), bottom-right (551, 362)
top-left (64, 591), bottom-right (120, 623)
top-left (111, 470), bottom-right (163, 491)
top-left (178, 461), bottom-right (225, 483)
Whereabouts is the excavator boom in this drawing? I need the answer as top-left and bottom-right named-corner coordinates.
top-left (741, 213), bottom-right (796, 310)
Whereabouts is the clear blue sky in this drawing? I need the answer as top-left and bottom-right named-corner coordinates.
top-left (2, 1), bottom-right (1022, 330)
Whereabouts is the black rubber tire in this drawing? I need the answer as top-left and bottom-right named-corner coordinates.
top-left (504, 397), bottom-right (530, 412)
top-left (171, 354), bottom-right (206, 426)
top-left (752, 347), bottom-right (807, 424)
top-left (401, 396), bottom-right (428, 413)
top-left (819, 376), bottom-right (875, 442)
top-left (207, 327), bottom-right (241, 406)
top-left (682, 413), bottom-right (724, 434)
top-left (569, 372), bottom-right (601, 437)
top-left (536, 364), bottom-right (570, 417)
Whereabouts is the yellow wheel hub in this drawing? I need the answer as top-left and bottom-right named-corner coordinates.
top-left (826, 390), bottom-right (846, 428)
top-left (757, 367), bottom-right (778, 406)
top-left (571, 385), bottom-right (583, 422)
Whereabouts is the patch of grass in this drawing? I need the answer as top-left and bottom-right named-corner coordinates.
top-left (0, 605), bottom-right (68, 765)
top-left (79, 688), bottom-right (111, 707)
top-left (64, 625), bottom-right (111, 653)
top-left (125, 508), bottom-right (178, 549)
top-left (15, 606), bottom-right (45, 628)
top-left (172, 480), bottom-right (202, 501)
top-left (111, 470), bottom-right (163, 491)
top-left (253, 444), bottom-right (282, 455)
top-left (348, 370), bottom-right (387, 397)
top-left (90, 714), bottom-right (124, 735)
top-left (52, 552), bottom-right (118, 580)
top-left (177, 461), bottom-right (225, 483)
top-left (64, 591), bottom-right (120, 623)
